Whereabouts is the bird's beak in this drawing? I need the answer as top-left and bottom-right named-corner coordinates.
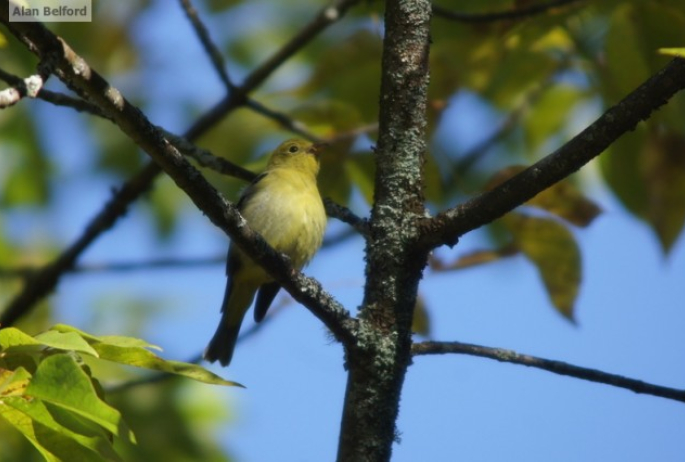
top-left (310, 142), bottom-right (328, 157)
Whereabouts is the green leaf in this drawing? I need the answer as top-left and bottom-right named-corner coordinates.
top-left (345, 154), bottom-right (375, 205)
top-left (411, 296), bottom-right (431, 338)
top-left (487, 166), bottom-right (601, 227)
top-left (601, 128), bottom-right (685, 252)
top-left (3, 397), bottom-right (122, 462)
top-left (33, 331), bottom-right (99, 357)
top-left (0, 404), bottom-right (61, 462)
top-left (604, 3), bottom-right (685, 100)
top-left (641, 131), bottom-right (685, 252)
top-left (0, 106), bottom-right (51, 207)
top-left (92, 344), bottom-right (242, 388)
top-left (318, 143), bottom-right (354, 206)
top-left (0, 367), bottom-right (32, 398)
top-left (524, 85), bottom-right (587, 152)
top-left (290, 99), bottom-right (363, 136)
top-left (482, 47), bottom-right (556, 109)
top-left (49, 324), bottom-right (159, 349)
top-left (206, 0), bottom-right (242, 12)
top-left (147, 176), bottom-right (185, 240)
top-left (600, 128), bottom-right (649, 218)
top-left (25, 354), bottom-right (136, 443)
top-left (45, 325), bottom-right (240, 386)
top-left (298, 30), bottom-right (382, 123)
top-left (0, 327), bottom-right (44, 350)
top-left (503, 213), bottom-right (581, 320)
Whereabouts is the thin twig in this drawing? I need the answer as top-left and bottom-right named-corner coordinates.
top-left (413, 340), bottom-right (685, 403)
top-left (0, 256), bottom-right (225, 280)
top-left (178, 0), bottom-right (234, 91)
top-left (2, 66), bottom-right (109, 116)
top-left (245, 98), bottom-right (323, 142)
top-left (432, 0), bottom-right (585, 23)
top-left (0, 70), bottom-right (44, 108)
top-left (160, 128), bottom-right (257, 182)
top-left (240, 0), bottom-right (361, 95)
top-left (324, 198), bottom-right (369, 237)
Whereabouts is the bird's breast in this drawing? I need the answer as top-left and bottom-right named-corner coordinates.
top-left (240, 170), bottom-right (326, 269)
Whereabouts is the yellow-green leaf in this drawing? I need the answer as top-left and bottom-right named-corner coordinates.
top-left (45, 324), bottom-right (239, 386)
top-left (0, 367), bottom-right (31, 398)
top-left (658, 47), bottom-right (685, 58)
top-left (3, 397), bottom-right (122, 462)
top-left (524, 85), bottom-right (587, 153)
top-left (487, 166), bottom-right (601, 226)
top-left (641, 131), bottom-right (685, 252)
top-left (503, 213), bottom-right (581, 320)
top-left (0, 327), bottom-right (44, 350)
top-left (297, 30), bottom-right (382, 123)
top-left (604, 3), bottom-right (685, 100)
top-left (33, 330), bottom-right (99, 357)
top-left (92, 343), bottom-right (242, 388)
top-left (25, 354), bottom-right (136, 443)
top-left (411, 296), bottom-right (431, 337)
top-left (345, 154), bottom-right (375, 205)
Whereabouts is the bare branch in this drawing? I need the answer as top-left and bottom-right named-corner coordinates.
top-left (413, 341), bottom-right (685, 404)
top-left (240, 0), bottom-right (361, 95)
top-left (419, 58), bottom-right (685, 250)
top-left (245, 98), bottom-right (323, 142)
top-left (433, 0), bottom-right (585, 23)
top-left (0, 256), bottom-right (224, 279)
top-left (160, 128), bottom-right (257, 182)
top-left (179, 0), bottom-right (234, 91)
top-left (323, 198), bottom-right (369, 237)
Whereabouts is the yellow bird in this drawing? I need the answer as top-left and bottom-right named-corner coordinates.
top-left (204, 139), bottom-right (327, 366)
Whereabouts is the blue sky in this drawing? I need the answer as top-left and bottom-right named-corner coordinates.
top-left (8, 1), bottom-right (685, 461)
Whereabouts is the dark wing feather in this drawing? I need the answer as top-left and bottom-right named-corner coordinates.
top-left (236, 171), bottom-right (268, 210)
top-left (224, 171), bottom-right (268, 288)
top-left (254, 283), bottom-right (281, 322)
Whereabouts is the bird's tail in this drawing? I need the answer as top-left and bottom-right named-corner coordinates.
top-left (204, 283), bottom-right (256, 367)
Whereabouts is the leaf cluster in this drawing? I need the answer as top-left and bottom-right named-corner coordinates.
top-left (0, 324), bottom-right (238, 461)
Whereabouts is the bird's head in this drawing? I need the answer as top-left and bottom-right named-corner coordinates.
top-left (267, 139), bottom-right (323, 176)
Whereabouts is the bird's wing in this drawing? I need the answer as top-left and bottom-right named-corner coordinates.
top-left (254, 282), bottom-right (281, 322)
top-left (236, 171), bottom-right (268, 211)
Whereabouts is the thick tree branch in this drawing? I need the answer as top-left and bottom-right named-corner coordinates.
top-left (419, 58), bottom-right (685, 250)
top-left (413, 341), bottom-right (685, 404)
top-left (433, 0), bottom-right (585, 23)
top-left (337, 1), bottom-right (432, 461)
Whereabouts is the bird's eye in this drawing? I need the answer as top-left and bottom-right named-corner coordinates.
top-left (288, 145), bottom-right (299, 154)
